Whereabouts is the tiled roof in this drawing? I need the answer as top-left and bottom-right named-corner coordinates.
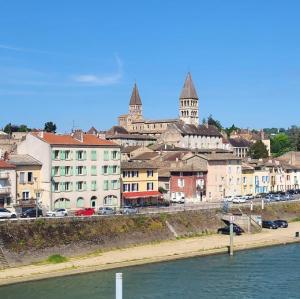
top-left (32, 132), bottom-right (118, 147)
top-left (121, 160), bottom-right (158, 169)
top-left (172, 122), bottom-right (222, 137)
top-left (180, 72), bottom-right (198, 99)
top-left (0, 160), bottom-right (15, 169)
top-left (131, 152), bottom-right (160, 160)
top-left (106, 133), bottom-right (157, 141)
top-left (9, 154), bottom-right (42, 166)
top-left (229, 138), bottom-right (252, 148)
top-left (106, 126), bottom-right (129, 135)
top-left (200, 153), bottom-right (241, 161)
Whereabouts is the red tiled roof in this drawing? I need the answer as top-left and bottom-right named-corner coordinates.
top-left (0, 160), bottom-right (15, 169)
top-left (122, 191), bottom-right (162, 199)
top-left (32, 132), bottom-right (118, 147)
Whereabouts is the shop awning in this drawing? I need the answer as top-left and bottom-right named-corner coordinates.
top-left (122, 191), bottom-right (162, 199)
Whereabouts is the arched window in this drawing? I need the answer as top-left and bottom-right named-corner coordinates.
top-left (104, 195), bottom-right (117, 206)
top-left (54, 198), bottom-right (70, 209)
top-left (77, 197), bottom-right (84, 208)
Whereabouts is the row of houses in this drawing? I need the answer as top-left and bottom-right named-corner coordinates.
top-left (0, 130), bottom-right (299, 212)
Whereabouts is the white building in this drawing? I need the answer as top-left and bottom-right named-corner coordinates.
top-left (17, 131), bottom-right (121, 211)
top-left (0, 160), bottom-right (16, 208)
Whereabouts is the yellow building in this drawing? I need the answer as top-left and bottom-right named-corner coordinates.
top-left (121, 161), bottom-right (161, 206)
top-left (9, 154), bottom-right (42, 212)
top-left (241, 163), bottom-right (254, 196)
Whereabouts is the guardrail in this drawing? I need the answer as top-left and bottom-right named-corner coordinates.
top-left (1, 197), bottom-right (300, 223)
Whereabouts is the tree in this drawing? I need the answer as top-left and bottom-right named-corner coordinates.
top-left (3, 123), bottom-right (20, 134)
top-left (225, 124), bottom-right (239, 138)
top-left (44, 122), bottom-right (57, 133)
top-left (271, 133), bottom-right (291, 157)
top-left (249, 141), bottom-right (269, 159)
top-left (207, 114), bottom-right (222, 131)
top-left (18, 124), bottom-right (30, 132)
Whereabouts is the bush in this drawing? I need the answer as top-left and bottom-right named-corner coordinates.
top-left (47, 254), bottom-right (68, 264)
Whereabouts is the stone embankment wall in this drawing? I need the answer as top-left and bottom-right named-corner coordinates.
top-left (0, 210), bottom-right (223, 266)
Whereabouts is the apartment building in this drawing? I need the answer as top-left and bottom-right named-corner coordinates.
top-left (8, 154), bottom-right (42, 212)
top-left (17, 131), bottom-right (121, 211)
top-left (241, 164), bottom-right (254, 196)
top-left (121, 160), bottom-right (161, 206)
top-left (0, 160), bottom-right (16, 208)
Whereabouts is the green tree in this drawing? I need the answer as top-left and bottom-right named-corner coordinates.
top-left (249, 141), bottom-right (269, 159)
top-left (207, 114), bottom-right (222, 131)
top-left (271, 133), bottom-right (291, 157)
top-left (18, 124), bottom-right (30, 132)
top-left (225, 124), bottom-right (239, 138)
top-left (44, 122), bottom-right (57, 133)
top-left (3, 123), bottom-right (20, 134)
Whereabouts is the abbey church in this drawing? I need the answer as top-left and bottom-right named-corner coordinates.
top-left (117, 73), bottom-right (225, 150)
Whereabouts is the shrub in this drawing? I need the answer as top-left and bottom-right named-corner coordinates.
top-left (47, 254), bottom-right (68, 264)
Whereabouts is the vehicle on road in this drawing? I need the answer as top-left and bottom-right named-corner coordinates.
top-left (75, 208), bottom-right (95, 216)
top-left (217, 224), bottom-right (244, 235)
top-left (262, 220), bottom-right (278, 229)
top-left (232, 196), bottom-right (246, 204)
top-left (20, 208), bottom-right (43, 218)
top-left (98, 207), bottom-right (115, 215)
top-left (274, 219), bottom-right (288, 228)
top-left (222, 196), bottom-right (234, 202)
top-left (170, 192), bottom-right (185, 204)
top-left (244, 194), bottom-right (254, 200)
top-left (121, 206), bottom-right (138, 215)
top-left (46, 209), bottom-right (68, 217)
top-left (0, 208), bottom-right (17, 219)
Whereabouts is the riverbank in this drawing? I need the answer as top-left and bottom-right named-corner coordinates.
top-left (1, 221), bottom-right (300, 286)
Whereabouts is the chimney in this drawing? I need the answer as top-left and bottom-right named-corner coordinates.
top-left (73, 129), bottom-right (84, 143)
top-left (38, 131), bottom-right (44, 138)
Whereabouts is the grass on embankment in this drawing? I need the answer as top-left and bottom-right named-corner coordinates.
top-left (46, 254), bottom-right (68, 264)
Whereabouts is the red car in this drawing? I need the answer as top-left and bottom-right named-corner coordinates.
top-left (75, 208), bottom-right (95, 216)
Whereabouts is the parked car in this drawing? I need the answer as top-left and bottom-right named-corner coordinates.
top-left (244, 194), bottom-right (254, 200)
top-left (121, 206), bottom-right (138, 215)
top-left (217, 224), bottom-right (244, 235)
top-left (98, 207), bottom-right (115, 215)
top-left (222, 196), bottom-right (234, 202)
top-left (0, 208), bottom-right (17, 219)
top-left (75, 208), bottom-right (95, 216)
top-left (21, 208), bottom-right (43, 218)
top-left (273, 195), bottom-right (282, 202)
top-left (46, 208), bottom-right (68, 217)
top-left (274, 219), bottom-right (288, 228)
top-left (232, 196), bottom-right (246, 204)
top-left (262, 220), bottom-right (278, 229)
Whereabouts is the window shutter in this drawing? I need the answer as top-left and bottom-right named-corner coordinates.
top-left (83, 151), bottom-right (87, 160)
top-left (51, 151), bottom-right (55, 160)
top-left (117, 166), bottom-right (120, 174)
top-left (51, 167), bottom-right (55, 176)
top-left (84, 181), bottom-right (87, 191)
top-left (60, 166), bottom-right (65, 176)
top-left (101, 166), bottom-right (104, 175)
top-left (70, 166), bottom-right (74, 176)
top-left (83, 166), bottom-right (87, 176)
top-left (59, 182), bottom-right (64, 192)
top-left (60, 150), bottom-right (64, 160)
top-left (75, 151), bottom-right (78, 160)
top-left (70, 182), bottom-right (73, 191)
top-left (51, 183), bottom-right (55, 192)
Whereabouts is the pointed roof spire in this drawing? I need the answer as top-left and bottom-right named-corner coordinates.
top-left (129, 83), bottom-right (142, 105)
top-left (180, 72), bottom-right (198, 99)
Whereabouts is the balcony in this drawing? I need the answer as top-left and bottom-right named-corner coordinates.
top-left (15, 198), bottom-right (37, 207)
top-left (0, 172), bottom-right (9, 179)
top-left (0, 186), bottom-right (11, 195)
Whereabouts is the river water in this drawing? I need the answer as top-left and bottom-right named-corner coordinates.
top-left (1, 243), bottom-right (300, 299)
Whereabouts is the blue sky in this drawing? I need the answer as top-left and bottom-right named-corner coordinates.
top-left (0, 0), bottom-right (300, 132)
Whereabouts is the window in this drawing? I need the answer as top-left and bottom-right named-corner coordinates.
top-left (147, 170), bottom-right (153, 177)
top-left (77, 166), bottom-right (84, 175)
top-left (111, 180), bottom-right (119, 190)
top-left (111, 151), bottom-right (118, 160)
top-left (103, 180), bottom-right (109, 191)
top-left (147, 182), bottom-right (153, 191)
top-left (76, 150), bottom-right (86, 160)
top-left (122, 171), bottom-right (131, 178)
top-left (54, 182), bottom-right (59, 192)
top-left (102, 166), bottom-right (108, 175)
top-left (243, 177), bottom-right (247, 184)
top-left (65, 150), bottom-right (71, 160)
top-left (112, 165), bottom-right (118, 174)
top-left (52, 166), bottom-right (59, 176)
top-left (53, 150), bottom-right (60, 160)
top-left (65, 166), bottom-right (71, 176)
top-left (104, 150), bottom-right (109, 161)
top-left (91, 181), bottom-right (97, 191)
top-left (132, 183), bottom-right (139, 191)
top-left (131, 170), bottom-right (139, 177)
top-left (22, 191), bottom-right (30, 200)
top-left (104, 195), bottom-right (117, 206)
top-left (91, 165), bottom-right (97, 176)
top-left (64, 182), bottom-right (71, 192)
top-left (27, 172), bottom-right (33, 183)
top-left (123, 183), bottom-right (130, 192)
top-left (77, 197), bottom-right (84, 208)
top-left (77, 181), bottom-right (85, 191)
top-left (178, 178), bottom-right (184, 188)
top-left (91, 150), bottom-right (97, 161)
top-left (19, 172), bottom-right (25, 184)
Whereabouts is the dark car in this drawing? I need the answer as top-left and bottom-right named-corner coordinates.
top-left (217, 225), bottom-right (244, 235)
top-left (262, 220), bottom-right (278, 229)
top-left (274, 220), bottom-right (288, 228)
top-left (21, 208), bottom-right (43, 218)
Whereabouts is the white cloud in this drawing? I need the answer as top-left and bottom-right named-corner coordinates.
top-left (73, 55), bottom-right (123, 86)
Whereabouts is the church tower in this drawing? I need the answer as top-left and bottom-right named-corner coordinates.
top-left (128, 83), bottom-right (143, 121)
top-left (179, 72), bottom-right (199, 126)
